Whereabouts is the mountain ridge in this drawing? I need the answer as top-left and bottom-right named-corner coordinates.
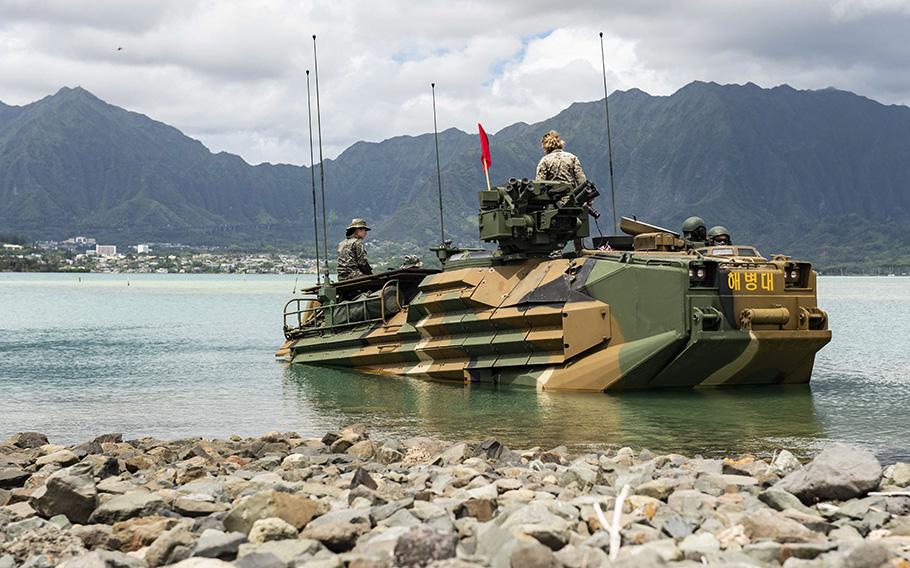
top-left (1, 82), bottom-right (909, 269)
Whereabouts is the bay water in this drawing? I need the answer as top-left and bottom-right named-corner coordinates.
top-left (1, 273), bottom-right (908, 461)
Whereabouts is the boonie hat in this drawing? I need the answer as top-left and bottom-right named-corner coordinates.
top-left (347, 218), bottom-right (371, 231)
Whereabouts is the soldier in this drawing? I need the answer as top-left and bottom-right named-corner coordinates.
top-left (707, 225), bottom-right (732, 246)
top-left (337, 218), bottom-right (373, 281)
top-left (681, 216), bottom-right (708, 247)
top-left (535, 130), bottom-right (587, 186)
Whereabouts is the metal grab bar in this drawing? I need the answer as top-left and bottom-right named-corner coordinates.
top-left (282, 279), bottom-right (401, 338)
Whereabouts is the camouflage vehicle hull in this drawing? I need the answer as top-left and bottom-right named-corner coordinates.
top-left (277, 251), bottom-right (830, 391)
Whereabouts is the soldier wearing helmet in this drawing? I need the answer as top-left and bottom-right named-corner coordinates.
top-left (707, 225), bottom-right (732, 246)
top-left (337, 218), bottom-right (373, 281)
top-left (535, 130), bottom-right (587, 186)
top-left (681, 216), bottom-right (708, 247)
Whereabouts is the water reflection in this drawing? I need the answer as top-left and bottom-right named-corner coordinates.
top-left (281, 364), bottom-right (824, 458)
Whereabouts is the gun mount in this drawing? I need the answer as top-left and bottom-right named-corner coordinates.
top-left (478, 178), bottom-right (600, 258)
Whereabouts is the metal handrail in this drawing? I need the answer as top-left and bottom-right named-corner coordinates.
top-left (283, 296), bottom-right (320, 331)
top-left (283, 279), bottom-right (401, 338)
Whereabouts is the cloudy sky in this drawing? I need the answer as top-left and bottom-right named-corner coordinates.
top-left (2, 0), bottom-right (910, 164)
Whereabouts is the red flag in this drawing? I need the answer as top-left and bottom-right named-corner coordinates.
top-left (478, 123), bottom-right (491, 170)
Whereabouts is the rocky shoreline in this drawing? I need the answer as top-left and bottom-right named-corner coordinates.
top-left (2, 428), bottom-right (909, 567)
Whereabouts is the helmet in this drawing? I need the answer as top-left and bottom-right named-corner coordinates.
top-left (707, 225), bottom-right (731, 244)
top-left (682, 216), bottom-right (706, 240)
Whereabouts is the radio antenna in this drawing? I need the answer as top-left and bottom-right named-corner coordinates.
top-left (305, 69), bottom-right (320, 285)
top-left (599, 31), bottom-right (619, 234)
top-left (313, 34), bottom-right (330, 283)
top-left (431, 82), bottom-right (445, 245)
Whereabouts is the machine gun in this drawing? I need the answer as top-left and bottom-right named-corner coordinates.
top-left (478, 178), bottom-right (600, 258)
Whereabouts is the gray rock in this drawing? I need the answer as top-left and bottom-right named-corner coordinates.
top-left (35, 450), bottom-right (79, 467)
top-left (828, 524), bottom-right (863, 541)
top-left (679, 532), bottom-right (720, 562)
top-left (611, 547), bottom-right (666, 568)
top-left (759, 486), bottom-right (816, 515)
top-left (237, 538), bottom-right (322, 563)
top-left (771, 450), bottom-right (802, 475)
top-left (233, 551), bottom-right (287, 568)
top-left (7, 432), bottom-right (49, 449)
top-left (0, 556), bottom-right (15, 568)
top-left (299, 521), bottom-right (371, 552)
top-left (56, 549), bottom-right (147, 568)
top-left (4, 517), bottom-right (51, 538)
top-left (69, 524), bottom-right (121, 551)
top-left (49, 514), bottom-right (72, 530)
top-left (842, 542), bottom-right (893, 568)
top-left (192, 529), bottom-right (247, 560)
top-left (475, 522), bottom-right (517, 566)
top-left (658, 514), bottom-right (696, 539)
top-left (349, 525), bottom-right (411, 561)
top-left (222, 491), bottom-right (321, 534)
top-left (635, 479), bottom-right (676, 500)
top-left (888, 462), bottom-right (910, 487)
top-left (301, 557), bottom-right (343, 568)
top-left (776, 444), bottom-right (881, 504)
top-left (742, 541), bottom-right (782, 565)
top-left (0, 468), bottom-right (30, 489)
top-left (741, 509), bottom-right (823, 543)
top-left (378, 508), bottom-right (421, 528)
top-left (455, 499), bottom-right (496, 523)
top-left (667, 489), bottom-right (714, 515)
top-left (837, 496), bottom-right (885, 519)
top-left (508, 539), bottom-right (559, 568)
top-left (0, 525), bottom-right (86, 565)
top-left (560, 466), bottom-right (597, 488)
top-left (393, 526), bottom-right (458, 567)
top-left (172, 498), bottom-right (227, 518)
top-left (473, 440), bottom-right (506, 460)
top-left (248, 518), bottom-right (297, 544)
top-left (32, 462), bottom-right (98, 524)
top-left (553, 544), bottom-right (609, 568)
top-left (371, 498), bottom-right (413, 524)
top-left (145, 525), bottom-right (196, 568)
top-left (500, 503), bottom-right (569, 550)
top-left (89, 492), bottom-right (168, 524)
top-left (350, 467), bottom-right (378, 491)
top-left (306, 508), bottom-right (371, 527)
top-left (437, 443), bottom-right (471, 465)
top-left (168, 560), bottom-right (235, 568)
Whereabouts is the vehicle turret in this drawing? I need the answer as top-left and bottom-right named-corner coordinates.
top-left (478, 178), bottom-right (600, 259)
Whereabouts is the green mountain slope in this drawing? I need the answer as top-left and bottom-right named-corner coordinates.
top-left (1, 83), bottom-right (909, 269)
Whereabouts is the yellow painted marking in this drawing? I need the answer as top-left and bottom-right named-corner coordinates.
top-left (728, 270), bottom-right (774, 292)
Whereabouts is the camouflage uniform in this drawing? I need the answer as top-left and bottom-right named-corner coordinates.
top-left (337, 237), bottom-right (372, 281)
top-left (535, 150), bottom-right (587, 186)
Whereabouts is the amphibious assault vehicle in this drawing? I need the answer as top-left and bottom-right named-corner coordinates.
top-left (277, 178), bottom-right (830, 391)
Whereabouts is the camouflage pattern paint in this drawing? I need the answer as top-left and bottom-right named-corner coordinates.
top-left (280, 250), bottom-right (830, 391)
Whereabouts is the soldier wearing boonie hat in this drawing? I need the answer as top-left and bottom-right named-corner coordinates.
top-left (337, 218), bottom-right (373, 281)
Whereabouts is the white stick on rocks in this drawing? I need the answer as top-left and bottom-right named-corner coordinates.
top-left (594, 483), bottom-right (630, 561)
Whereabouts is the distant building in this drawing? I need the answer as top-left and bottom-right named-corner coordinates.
top-left (95, 245), bottom-right (117, 256)
top-left (2, 243), bottom-right (23, 250)
top-left (60, 236), bottom-right (97, 252)
top-left (135, 244), bottom-right (150, 254)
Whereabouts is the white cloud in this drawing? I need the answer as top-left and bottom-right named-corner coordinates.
top-left (2, 0), bottom-right (910, 164)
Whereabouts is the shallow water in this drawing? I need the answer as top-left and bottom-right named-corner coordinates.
top-left (1, 273), bottom-right (908, 461)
